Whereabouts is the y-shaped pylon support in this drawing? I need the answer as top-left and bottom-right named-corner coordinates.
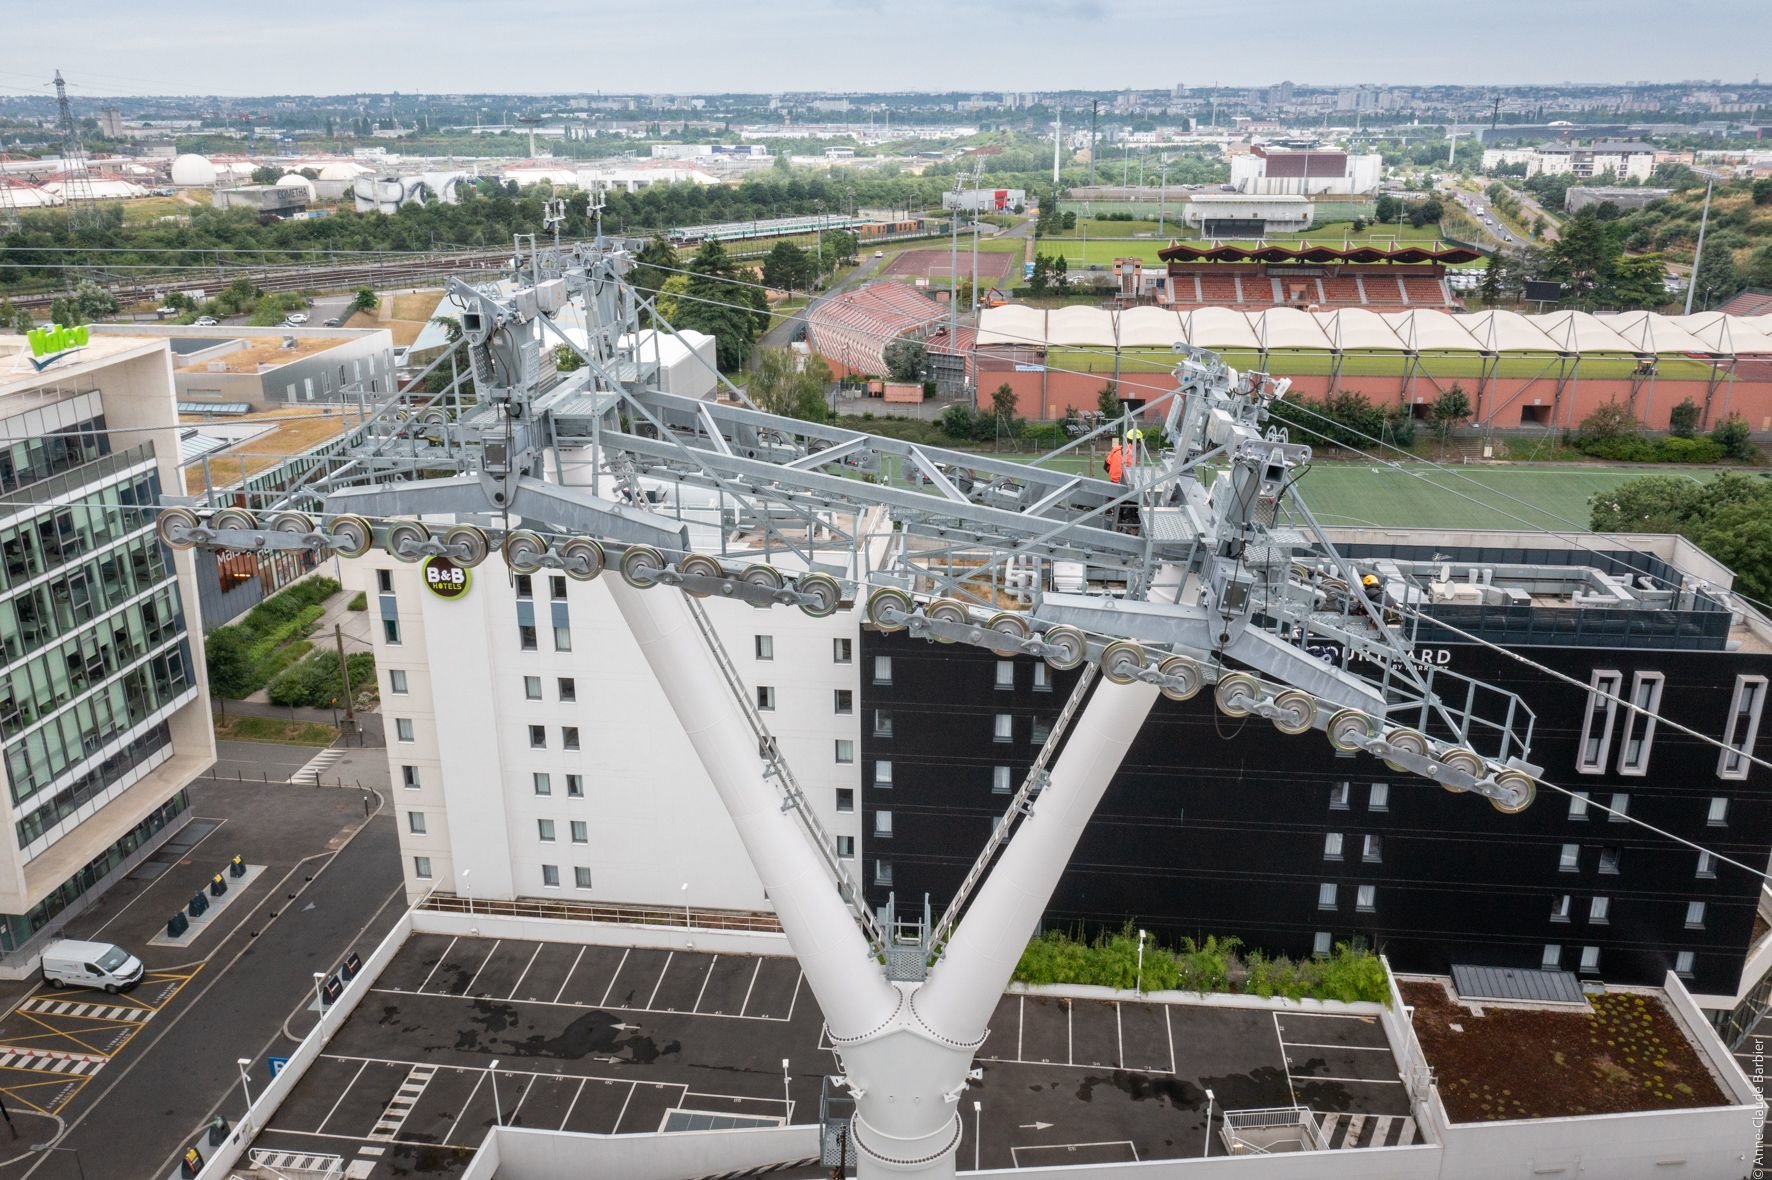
top-left (609, 580), bottom-right (1160, 1177)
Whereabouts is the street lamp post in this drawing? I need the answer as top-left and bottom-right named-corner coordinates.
top-left (236, 1057), bottom-right (254, 1112)
top-left (1684, 173), bottom-right (1716, 316)
top-left (681, 881), bottom-right (692, 949)
top-left (312, 972), bottom-right (325, 1014)
top-left (781, 1058), bottom-right (791, 1123)
top-left (972, 1100), bottom-right (982, 1171)
top-left (1136, 929), bottom-right (1147, 996)
top-left (1203, 1088), bottom-right (1216, 1158)
top-left (463, 867), bottom-right (476, 935)
top-left (489, 1059), bottom-right (503, 1126)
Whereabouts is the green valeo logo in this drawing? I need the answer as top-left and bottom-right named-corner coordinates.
top-left (28, 323), bottom-right (89, 358)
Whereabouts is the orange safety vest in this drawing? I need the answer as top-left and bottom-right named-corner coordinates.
top-left (1106, 442), bottom-right (1125, 483)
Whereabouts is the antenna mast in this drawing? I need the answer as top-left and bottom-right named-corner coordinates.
top-left (53, 70), bottom-right (97, 231)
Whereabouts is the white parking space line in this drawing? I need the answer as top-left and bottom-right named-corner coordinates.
top-left (784, 971), bottom-right (804, 1023)
top-left (560, 1077), bottom-right (588, 1128)
top-left (316, 1060), bottom-right (369, 1133)
top-left (442, 1069), bottom-right (485, 1147)
top-left (613, 1081), bottom-right (637, 1133)
top-left (1297, 1075), bottom-right (1404, 1085)
top-left (1164, 1005), bottom-right (1176, 1074)
top-left (1274, 1012), bottom-right (1298, 1107)
top-left (1280, 1041), bottom-right (1391, 1052)
top-left (364, 985), bottom-right (796, 1022)
top-left (645, 952), bottom-right (674, 1011)
top-left (599, 949), bottom-right (631, 1008)
top-left (507, 945), bottom-right (542, 1000)
top-left (739, 958), bottom-right (762, 1016)
top-left (692, 956), bottom-right (718, 1014)
top-left (1017, 996), bottom-right (1024, 1062)
top-left (1067, 999), bottom-right (1074, 1066)
top-left (1011, 1140), bottom-right (1139, 1167)
top-left (553, 947), bottom-right (585, 1004)
top-left (509, 1073), bottom-right (538, 1123)
top-left (1115, 1003), bottom-right (1124, 1070)
top-left (463, 940), bottom-right (501, 996)
top-left (416, 937), bottom-right (458, 993)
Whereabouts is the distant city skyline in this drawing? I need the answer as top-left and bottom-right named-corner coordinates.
top-left (3, 0), bottom-right (1768, 98)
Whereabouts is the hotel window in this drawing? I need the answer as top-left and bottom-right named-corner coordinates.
top-left (1558, 843), bottom-right (1580, 871)
top-left (383, 617), bottom-right (401, 645)
top-left (558, 678), bottom-right (576, 702)
top-left (1033, 662), bottom-right (1051, 691)
top-left (408, 811), bottom-right (427, 835)
top-left (1323, 832), bottom-right (1344, 860)
top-left (875, 810), bottom-right (893, 837)
top-left (1568, 791), bottom-right (1589, 820)
top-left (553, 624), bottom-right (572, 653)
top-left (1608, 793), bottom-right (1630, 822)
top-left (755, 635), bottom-right (774, 660)
top-left (389, 670), bottom-right (408, 695)
top-left (1708, 797), bottom-right (1729, 826)
top-left (756, 686), bottom-right (776, 711)
top-left (835, 740), bottom-right (854, 764)
top-left (550, 575), bottom-right (567, 601)
top-left (835, 835), bottom-right (854, 859)
top-left (873, 656), bottom-right (892, 685)
top-left (993, 714), bottom-right (1013, 742)
top-left (541, 864), bottom-right (560, 887)
top-left (874, 710), bottom-right (894, 737)
top-left (1313, 932), bottom-right (1333, 957)
top-left (1719, 675), bottom-right (1767, 780)
top-left (875, 761), bottom-right (893, 787)
top-left (377, 569), bottom-right (394, 594)
top-left (1579, 945), bottom-right (1600, 973)
top-left (515, 574), bottom-right (533, 599)
top-left (1674, 951), bottom-right (1694, 977)
top-left (1696, 851), bottom-right (1716, 879)
top-left (1318, 883), bottom-right (1338, 910)
top-left (1589, 896), bottom-right (1610, 924)
top-left (836, 788), bottom-right (854, 813)
top-left (1599, 846), bottom-right (1621, 874)
top-left (570, 820), bottom-right (587, 844)
top-left (1685, 901), bottom-right (1706, 929)
top-left (993, 766), bottom-right (1013, 794)
top-left (574, 866), bottom-right (592, 889)
top-left (533, 773), bottom-right (551, 796)
top-left (1542, 944), bottom-right (1561, 970)
top-left (413, 856), bottom-right (432, 880)
top-left (1362, 835), bottom-right (1383, 863)
top-left (401, 766), bottom-right (420, 789)
top-left (875, 860), bottom-right (893, 886)
top-left (395, 718), bottom-right (414, 743)
top-left (518, 624), bottom-right (537, 651)
top-left (833, 638), bottom-right (852, 663)
top-left (995, 661), bottom-right (1014, 689)
top-left (1617, 672), bottom-right (1664, 775)
top-left (524, 676), bottom-right (542, 700)
top-left (1330, 781), bottom-right (1350, 810)
top-left (1576, 670), bottom-right (1623, 774)
top-left (566, 774), bottom-right (583, 798)
top-left (563, 726), bottom-right (580, 751)
top-left (834, 689), bottom-right (853, 714)
top-left (529, 725), bottom-right (546, 748)
top-left (538, 819), bottom-right (556, 842)
top-left (1368, 782), bottom-right (1388, 811)
top-left (1551, 894), bottom-right (1571, 922)
top-left (1030, 718), bottom-right (1052, 744)
top-left (1355, 885), bottom-right (1375, 912)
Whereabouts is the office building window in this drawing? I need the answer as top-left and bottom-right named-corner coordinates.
top-left (755, 635), bottom-right (774, 661)
top-left (1323, 832), bottom-right (1344, 860)
top-left (541, 864), bottom-right (559, 888)
top-left (570, 820), bottom-right (587, 844)
top-left (519, 624), bottom-right (537, 651)
top-left (875, 761), bottom-right (892, 787)
top-left (551, 575), bottom-right (567, 601)
top-left (524, 676), bottom-right (542, 700)
top-left (413, 856), bottom-right (432, 879)
top-left (835, 835), bottom-right (854, 859)
top-left (1674, 951), bottom-right (1694, 977)
top-left (1720, 674), bottom-right (1767, 780)
top-left (553, 624), bottom-right (572, 652)
top-left (1685, 901), bottom-right (1706, 929)
top-left (995, 661), bottom-right (1015, 689)
top-left (1362, 834), bottom-right (1383, 863)
top-left (1599, 846), bottom-right (1621, 874)
top-left (515, 574), bottom-right (533, 599)
top-left (401, 765), bottom-right (420, 789)
top-left (993, 714), bottom-right (1013, 742)
top-left (408, 811), bottom-right (427, 835)
top-left (1559, 843), bottom-right (1580, 871)
top-left (1542, 944), bottom-right (1561, 970)
top-left (756, 686), bottom-right (776, 711)
top-left (875, 710), bottom-right (894, 737)
top-left (1551, 894), bottom-right (1571, 922)
top-left (566, 774), bottom-right (583, 798)
top-left (836, 788), bottom-right (854, 813)
top-left (1577, 670), bottom-right (1623, 774)
top-left (538, 819), bottom-right (556, 842)
top-left (529, 725), bottom-right (546, 748)
top-left (993, 766), bottom-right (1013, 794)
top-left (1568, 791), bottom-right (1589, 820)
top-left (558, 677), bottom-right (576, 702)
top-left (1318, 883), bottom-right (1338, 910)
top-left (1033, 662), bottom-right (1051, 691)
top-left (833, 638), bottom-right (852, 663)
top-left (1697, 851), bottom-right (1716, 879)
top-left (1589, 896), bottom-right (1610, 924)
top-left (377, 569), bottom-right (394, 594)
top-left (1330, 782), bottom-right (1350, 810)
top-left (1617, 672), bottom-right (1664, 775)
top-left (1030, 718), bottom-right (1052, 744)
top-left (574, 866), bottom-right (592, 889)
top-left (875, 860), bottom-right (893, 886)
top-left (834, 689), bottom-right (853, 714)
top-left (1579, 945), bottom-right (1600, 973)
top-left (396, 718), bottom-right (414, 743)
top-left (533, 773), bottom-right (551, 796)
top-left (1368, 782), bottom-right (1388, 811)
top-left (875, 810), bottom-right (893, 837)
top-left (383, 618), bottom-right (401, 645)
top-left (835, 740), bottom-right (854, 764)
top-left (1607, 793), bottom-right (1629, 822)
top-left (1313, 931), bottom-right (1333, 957)
top-left (563, 726), bottom-right (580, 751)
top-left (873, 656), bottom-right (892, 685)
top-left (1355, 885), bottom-right (1375, 912)
top-left (1708, 797), bottom-right (1729, 826)
top-left (389, 669), bottom-right (409, 695)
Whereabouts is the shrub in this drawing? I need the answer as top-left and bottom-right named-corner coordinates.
top-left (1668, 398), bottom-right (1701, 438)
top-left (1713, 413), bottom-right (1757, 461)
top-left (1657, 436), bottom-right (1723, 464)
top-left (347, 591), bottom-right (367, 611)
top-left (267, 650), bottom-right (377, 709)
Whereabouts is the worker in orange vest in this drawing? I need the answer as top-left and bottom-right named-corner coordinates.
top-left (1105, 438), bottom-right (1125, 484)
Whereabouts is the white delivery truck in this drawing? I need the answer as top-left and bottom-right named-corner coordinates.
top-left (40, 939), bottom-right (144, 993)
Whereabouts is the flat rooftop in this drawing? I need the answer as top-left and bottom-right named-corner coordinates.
top-left (180, 404), bottom-right (357, 494)
top-left (243, 933), bottom-right (1414, 1179)
top-left (176, 335), bottom-right (340, 373)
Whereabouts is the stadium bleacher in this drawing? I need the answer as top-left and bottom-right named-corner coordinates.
top-left (1154, 242), bottom-right (1471, 312)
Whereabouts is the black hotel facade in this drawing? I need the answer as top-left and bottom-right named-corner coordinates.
top-left (858, 536), bottom-right (1772, 1044)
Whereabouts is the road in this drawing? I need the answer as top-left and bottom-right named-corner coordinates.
top-left (756, 252), bottom-right (894, 352)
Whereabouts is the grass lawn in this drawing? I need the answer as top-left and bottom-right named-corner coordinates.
top-left (213, 713), bottom-right (340, 746)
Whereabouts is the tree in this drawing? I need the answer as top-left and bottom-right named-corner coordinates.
top-left (1479, 254), bottom-right (1504, 305)
top-left (1575, 399), bottom-right (1641, 448)
top-left (348, 287), bottom-right (379, 316)
top-left (826, 229), bottom-right (859, 266)
top-left (761, 240), bottom-right (811, 295)
top-left (676, 240), bottom-right (769, 371)
top-left (1609, 252), bottom-right (1668, 310)
top-left (655, 274), bottom-right (690, 323)
top-left (1713, 413), bottom-right (1757, 461)
top-left (1374, 195), bottom-right (1401, 225)
top-left (1754, 178), bottom-right (1772, 207)
top-left (1668, 398), bottom-right (1701, 439)
top-left (9, 305), bottom-right (30, 334)
top-left (629, 237), bottom-right (678, 305)
top-left (1052, 254), bottom-right (1070, 292)
top-left (748, 347), bottom-right (830, 421)
top-left (940, 403), bottom-right (978, 440)
top-left (1430, 385), bottom-right (1472, 444)
top-left (1028, 254), bottom-right (1053, 294)
top-left (990, 383), bottom-right (1020, 439)
top-left (1693, 243), bottom-right (1740, 310)
top-left (1547, 209), bottom-right (1622, 304)
top-left (204, 626), bottom-right (257, 702)
top-left (1097, 384), bottom-right (1121, 420)
top-left (554, 344), bottom-right (584, 373)
top-left (48, 296), bottom-right (77, 327)
top-left (251, 165), bottom-right (282, 185)
top-left (883, 338), bottom-right (927, 382)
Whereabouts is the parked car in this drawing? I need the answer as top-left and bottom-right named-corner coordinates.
top-left (193, 316), bottom-right (218, 327)
top-left (323, 317), bottom-right (341, 327)
top-left (284, 312), bottom-right (309, 326)
top-left (41, 939), bottom-right (143, 994)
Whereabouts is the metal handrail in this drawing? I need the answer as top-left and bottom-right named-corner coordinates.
top-left (420, 892), bottom-right (784, 933)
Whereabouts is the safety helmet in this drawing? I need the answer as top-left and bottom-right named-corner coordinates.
top-left (1361, 574), bottom-right (1379, 587)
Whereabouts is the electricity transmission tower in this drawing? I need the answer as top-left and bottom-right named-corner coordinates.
top-left (54, 70), bottom-right (99, 231)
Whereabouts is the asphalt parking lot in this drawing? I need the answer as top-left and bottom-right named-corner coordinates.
top-left (247, 934), bottom-right (1416, 1178)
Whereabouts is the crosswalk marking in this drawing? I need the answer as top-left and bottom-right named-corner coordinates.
top-left (1319, 1111), bottom-right (1420, 1149)
top-left (21, 999), bottom-right (148, 1022)
top-left (0, 1049), bottom-right (101, 1076)
top-left (289, 747), bottom-right (345, 785)
top-left (368, 1063), bottom-right (436, 1141)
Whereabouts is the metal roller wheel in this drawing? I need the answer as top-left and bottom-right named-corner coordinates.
top-left (384, 521), bottom-right (431, 562)
top-left (677, 554), bottom-right (725, 598)
top-left (1381, 727), bottom-right (1430, 774)
top-left (441, 525), bottom-right (490, 567)
top-left (1436, 748), bottom-right (1484, 794)
top-left (1156, 655), bottom-right (1203, 701)
top-left (741, 565), bottom-right (785, 593)
top-left (867, 587), bottom-right (914, 631)
top-left (268, 511), bottom-right (315, 537)
top-left (210, 508), bottom-right (256, 533)
top-left (155, 507), bottom-right (201, 550)
top-left (559, 538), bottom-right (605, 581)
top-left (619, 545), bottom-right (667, 588)
top-left (1040, 625), bottom-right (1088, 671)
top-left (926, 598), bottom-right (970, 643)
top-left (325, 515), bottom-right (375, 559)
top-left (985, 612), bottom-right (1029, 654)
top-left (796, 572), bottom-right (843, 618)
top-left (502, 529), bottom-right (548, 574)
top-left (1489, 770), bottom-right (1537, 814)
top-left (1270, 688), bottom-right (1317, 735)
top-left (1099, 640), bottom-right (1146, 685)
top-left (1326, 709), bottom-right (1376, 753)
top-left (1214, 671), bottom-right (1262, 718)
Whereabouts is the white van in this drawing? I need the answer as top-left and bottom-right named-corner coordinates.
top-left (41, 939), bottom-right (144, 994)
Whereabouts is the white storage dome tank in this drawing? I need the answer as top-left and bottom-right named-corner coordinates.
top-left (169, 153), bottom-right (217, 186)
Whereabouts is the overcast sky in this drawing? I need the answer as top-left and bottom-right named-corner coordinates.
top-left (4, 0), bottom-right (1769, 97)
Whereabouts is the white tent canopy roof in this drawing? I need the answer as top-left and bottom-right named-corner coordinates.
top-left (1593, 311), bottom-right (1713, 356)
top-left (1318, 308), bottom-right (1407, 352)
top-left (1180, 307), bottom-right (1262, 351)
